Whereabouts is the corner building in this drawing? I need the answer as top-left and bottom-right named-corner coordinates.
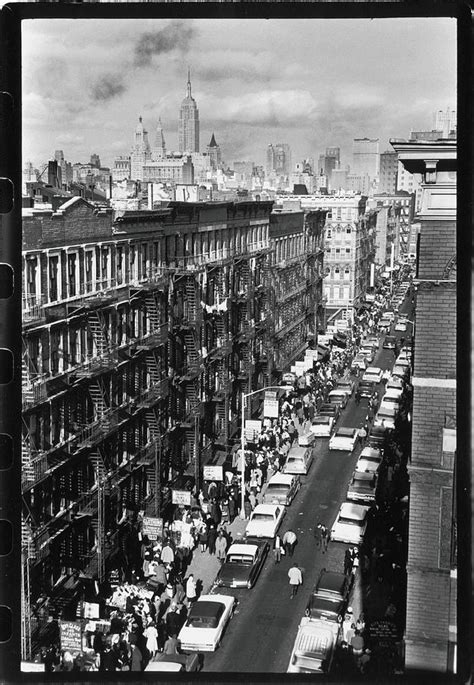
top-left (20, 197), bottom-right (326, 657)
top-left (391, 139), bottom-right (457, 673)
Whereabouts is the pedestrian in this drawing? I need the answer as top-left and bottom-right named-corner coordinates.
top-left (273, 534), bottom-right (282, 563)
top-left (144, 618), bottom-right (158, 659)
top-left (314, 523), bottom-right (322, 548)
top-left (344, 548), bottom-right (353, 576)
top-left (185, 574), bottom-right (197, 605)
top-left (163, 634), bottom-right (180, 655)
top-left (288, 563), bottom-right (303, 598)
top-left (320, 524), bottom-right (329, 553)
top-left (207, 524), bottom-right (217, 555)
top-left (358, 425), bottom-right (367, 446)
top-left (215, 531), bottom-right (227, 563)
top-left (282, 529), bottom-right (297, 557)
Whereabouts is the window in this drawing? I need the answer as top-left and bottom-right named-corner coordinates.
top-left (334, 268), bottom-right (340, 280)
top-left (67, 254), bottom-right (76, 297)
top-left (49, 256), bottom-right (58, 301)
top-left (345, 248), bottom-right (351, 255)
top-left (85, 251), bottom-right (93, 292)
top-left (346, 227), bottom-right (351, 234)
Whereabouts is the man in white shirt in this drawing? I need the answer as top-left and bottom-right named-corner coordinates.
top-left (288, 563), bottom-right (303, 598)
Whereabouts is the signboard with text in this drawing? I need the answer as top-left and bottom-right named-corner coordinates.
top-left (172, 490), bottom-right (192, 506)
top-left (142, 516), bottom-right (164, 540)
top-left (59, 620), bottom-right (82, 654)
top-left (244, 419), bottom-right (262, 442)
top-left (83, 602), bottom-right (100, 619)
top-left (305, 349), bottom-right (319, 361)
top-left (203, 465), bottom-right (224, 481)
top-left (263, 391), bottom-right (279, 418)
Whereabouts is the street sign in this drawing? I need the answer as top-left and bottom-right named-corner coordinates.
top-left (263, 391), bottom-right (279, 418)
top-left (142, 516), bottom-right (164, 540)
top-left (172, 490), bottom-right (191, 506)
top-left (83, 602), bottom-right (100, 619)
top-left (203, 465), bottom-right (223, 481)
top-left (59, 620), bottom-right (82, 654)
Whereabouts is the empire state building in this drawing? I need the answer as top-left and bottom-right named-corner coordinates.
top-left (178, 70), bottom-right (200, 153)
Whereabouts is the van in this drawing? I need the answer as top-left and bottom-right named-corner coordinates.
top-left (327, 389), bottom-right (348, 409)
top-left (283, 446), bottom-right (313, 476)
top-left (263, 473), bottom-right (300, 506)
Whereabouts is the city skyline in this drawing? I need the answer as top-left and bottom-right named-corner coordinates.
top-left (22, 18), bottom-right (456, 169)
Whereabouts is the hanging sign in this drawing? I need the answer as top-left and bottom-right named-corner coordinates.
top-left (263, 391), bottom-right (279, 418)
top-left (59, 620), bottom-right (82, 654)
top-left (203, 465), bottom-right (223, 481)
top-left (142, 516), bottom-right (164, 539)
top-left (172, 490), bottom-right (191, 506)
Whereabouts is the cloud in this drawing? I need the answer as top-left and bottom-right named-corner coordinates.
top-left (90, 74), bottom-right (127, 102)
top-left (134, 21), bottom-right (194, 67)
top-left (203, 90), bottom-right (318, 127)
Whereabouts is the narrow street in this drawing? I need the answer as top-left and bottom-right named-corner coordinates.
top-left (204, 305), bottom-right (412, 672)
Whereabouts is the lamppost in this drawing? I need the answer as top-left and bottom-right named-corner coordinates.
top-left (239, 385), bottom-right (293, 519)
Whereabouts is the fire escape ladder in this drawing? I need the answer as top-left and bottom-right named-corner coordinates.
top-left (89, 379), bottom-right (108, 418)
top-left (145, 293), bottom-right (160, 332)
top-left (87, 310), bottom-right (109, 358)
top-left (185, 279), bottom-right (197, 321)
top-left (146, 408), bottom-right (160, 439)
top-left (183, 330), bottom-right (200, 367)
top-left (145, 352), bottom-right (161, 385)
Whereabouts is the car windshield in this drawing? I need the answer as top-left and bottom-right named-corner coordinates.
top-left (227, 554), bottom-right (254, 565)
top-left (251, 513), bottom-right (274, 521)
top-left (314, 417), bottom-right (330, 425)
top-left (267, 484), bottom-right (289, 493)
top-left (339, 516), bottom-right (364, 526)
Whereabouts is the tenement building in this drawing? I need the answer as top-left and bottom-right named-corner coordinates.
top-left (20, 196), bottom-right (325, 658)
top-left (275, 193), bottom-right (376, 325)
top-left (391, 138), bottom-right (456, 672)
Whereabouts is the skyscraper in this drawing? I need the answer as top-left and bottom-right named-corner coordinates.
top-left (130, 116), bottom-right (151, 181)
top-left (352, 138), bottom-right (380, 179)
top-left (433, 106), bottom-right (456, 137)
top-left (207, 133), bottom-right (222, 170)
top-left (179, 70), bottom-right (200, 154)
top-left (266, 143), bottom-right (291, 177)
top-left (378, 150), bottom-right (398, 194)
top-left (152, 118), bottom-right (166, 161)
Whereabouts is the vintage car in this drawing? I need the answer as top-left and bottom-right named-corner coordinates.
top-left (328, 427), bottom-right (358, 452)
top-left (318, 403), bottom-right (340, 422)
top-left (383, 335), bottom-right (397, 350)
top-left (367, 424), bottom-right (390, 450)
top-left (331, 502), bottom-right (370, 545)
top-left (360, 344), bottom-right (375, 362)
top-left (214, 541), bottom-right (269, 589)
top-left (287, 617), bottom-right (339, 674)
top-left (355, 447), bottom-right (383, 475)
top-left (336, 379), bottom-right (355, 397)
top-left (351, 353), bottom-right (370, 372)
top-left (362, 366), bottom-right (384, 384)
top-left (304, 569), bottom-right (351, 623)
top-left (374, 404), bottom-right (398, 430)
top-left (327, 389), bottom-right (348, 409)
top-left (283, 446), bottom-right (313, 476)
top-left (310, 414), bottom-right (335, 438)
top-left (347, 470), bottom-right (377, 503)
top-left (263, 473), bottom-right (300, 507)
top-left (355, 380), bottom-right (376, 402)
top-left (244, 503), bottom-right (285, 539)
top-left (145, 652), bottom-right (201, 672)
top-left (178, 594), bottom-right (235, 652)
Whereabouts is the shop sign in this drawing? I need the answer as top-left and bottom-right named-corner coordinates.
top-left (83, 602), bottom-right (100, 619)
top-left (142, 516), bottom-right (164, 539)
top-left (172, 490), bottom-right (191, 506)
top-left (203, 465), bottom-right (223, 481)
top-left (244, 419), bottom-right (261, 441)
top-left (59, 620), bottom-right (82, 654)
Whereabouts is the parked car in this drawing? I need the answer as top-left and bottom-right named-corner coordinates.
top-left (283, 445), bottom-right (313, 475)
top-left (365, 335), bottom-right (379, 348)
top-left (145, 653), bottom-right (200, 672)
top-left (331, 502), bottom-right (370, 545)
top-left (351, 354), bottom-right (369, 372)
top-left (382, 386), bottom-right (403, 402)
top-left (377, 318), bottom-right (391, 332)
top-left (355, 380), bottom-right (376, 402)
top-left (298, 431), bottom-right (316, 447)
top-left (304, 569), bottom-right (351, 623)
top-left (263, 473), bottom-right (300, 507)
top-left (392, 364), bottom-right (410, 381)
top-left (347, 470), bottom-right (377, 503)
top-left (214, 541), bottom-right (269, 589)
top-left (327, 389), bottom-right (348, 409)
top-left (287, 617), bottom-right (339, 674)
top-left (362, 366), bottom-right (384, 384)
top-left (383, 335), bottom-right (397, 350)
top-left (328, 427), bottom-right (358, 452)
top-left (310, 414), bottom-right (335, 437)
top-left (367, 424), bottom-right (390, 450)
top-left (336, 379), bottom-right (355, 397)
top-left (178, 594), bottom-right (236, 652)
top-left (360, 344), bottom-right (375, 362)
top-left (355, 446), bottom-right (383, 475)
top-left (245, 504), bottom-right (285, 539)
top-left (318, 404), bottom-right (340, 422)
top-left (374, 404), bottom-right (398, 430)
top-left (386, 376), bottom-right (404, 393)
top-left (394, 320), bottom-right (408, 332)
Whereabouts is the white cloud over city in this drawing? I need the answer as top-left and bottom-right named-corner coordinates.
top-left (22, 17), bottom-right (456, 169)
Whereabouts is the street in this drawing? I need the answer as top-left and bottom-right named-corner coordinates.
top-left (203, 301), bottom-right (413, 672)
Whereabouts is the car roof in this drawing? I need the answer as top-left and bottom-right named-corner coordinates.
top-left (315, 570), bottom-right (347, 594)
top-left (339, 502), bottom-right (370, 519)
top-left (252, 503), bottom-right (280, 514)
top-left (352, 471), bottom-right (375, 482)
top-left (288, 446), bottom-right (309, 456)
top-left (358, 380), bottom-right (375, 387)
top-left (227, 543), bottom-right (258, 556)
top-left (359, 447), bottom-right (381, 458)
top-left (335, 427), bottom-right (356, 436)
top-left (189, 600), bottom-right (225, 619)
top-left (267, 473), bottom-right (296, 486)
top-left (366, 367), bottom-right (382, 373)
top-left (314, 414), bottom-right (331, 423)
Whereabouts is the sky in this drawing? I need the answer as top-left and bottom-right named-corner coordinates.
top-left (22, 18), bottom-right (456, 171)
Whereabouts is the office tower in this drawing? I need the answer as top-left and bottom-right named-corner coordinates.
top-left (178, 70), bottom-right (200, 153)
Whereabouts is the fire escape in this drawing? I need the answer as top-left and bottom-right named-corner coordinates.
top-left (172, 271), bottom-right (203, 484)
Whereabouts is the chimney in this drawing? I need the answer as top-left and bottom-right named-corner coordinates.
top-left (148, 183), bottom-right (154, 210)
